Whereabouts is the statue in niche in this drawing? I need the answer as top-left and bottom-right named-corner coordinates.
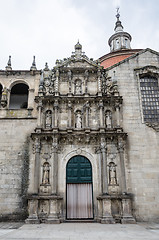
top-left (1, 87), bottom-right (8, 108)
top-left (109, 162), bottom-right (117, 185)
top-left (106, 110), bottom-right (112, 128)
top-left (45, 110), bottom-right (52, 129)
top-left (75, 110), bottom-right (82, 128)
top-left (42, 162), bottom-right (50, 184)
top-left (75, 79), bottom-right (82, 94)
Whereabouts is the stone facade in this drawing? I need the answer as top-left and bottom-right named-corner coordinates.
top-left (0, 16), bottom-right (159, 223)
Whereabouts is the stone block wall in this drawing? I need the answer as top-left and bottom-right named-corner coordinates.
top-left (0, 119), bottom-right (36, 220)
top-left (107, 50), bottom-right (159, 222)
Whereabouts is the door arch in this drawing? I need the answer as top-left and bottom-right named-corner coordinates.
top-left (66, 155), bottom-right (93, 219)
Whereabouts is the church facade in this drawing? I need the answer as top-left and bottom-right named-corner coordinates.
top-left (0, 14), bottom-right (159, 223)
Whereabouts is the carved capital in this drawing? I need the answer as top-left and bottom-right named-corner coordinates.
top-left (100, 138), bottom-right (107, 152)
top-left (52, 137), bottom-right (58, 153)
top-left (33, 137), bottom-right (41, 154)
top-left (117, 137), bottom-right (125, 152)
top-left (68, 100), bottom-right (72, 109)
top-left (67, 69), bottom-right (72, 79)
top-left (37, 100), bottom-right (43, 109)
top-left (54, 100), bottom-right (58, 108)
top-left (55, 69), bottom-right (59, 77)
top-left (99, 100), bottom-right (104, 108)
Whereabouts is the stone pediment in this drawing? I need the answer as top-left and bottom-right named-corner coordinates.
top-left (55, 55), bottom-right (101, 70)
top-left (54, 41), bottom-right (102, 71)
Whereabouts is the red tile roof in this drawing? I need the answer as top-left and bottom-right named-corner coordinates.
top-left (100, 49), bottom-right (142, 69)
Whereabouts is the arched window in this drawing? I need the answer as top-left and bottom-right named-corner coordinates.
top-left (9, 83), bottom-right (29, 109)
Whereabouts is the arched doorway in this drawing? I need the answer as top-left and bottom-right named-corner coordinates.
top-left (66, 155), bottom-right (93, 219)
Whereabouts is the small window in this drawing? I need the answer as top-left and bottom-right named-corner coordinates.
top-left (125, 38), bottom-right (128, 48)
top-left (9, 83), bottom-right (29, 109)
top-left (116, 39), bottom-right (120, 49)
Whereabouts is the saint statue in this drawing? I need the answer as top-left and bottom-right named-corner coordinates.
top-left (45, 110), bottom-right (52, 129)
top-left (75, 80), bottom-right (82, 94)
top-left (106, 110), bottom-right (112, 128)
top-left (76, 110), bottom-right (82, 128)
top-left (109, 162), bottom-right (117, 185)
top-left (42, 162), bottom-right (50, 184)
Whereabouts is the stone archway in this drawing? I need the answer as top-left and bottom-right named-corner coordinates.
top-left (66, 155), bottom-right (93, 219)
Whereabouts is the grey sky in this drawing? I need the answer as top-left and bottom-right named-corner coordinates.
top-left (0, 0), bottom-right (159, 70)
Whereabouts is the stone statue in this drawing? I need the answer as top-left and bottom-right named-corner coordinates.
top-left (45, 110), bottom-right (52, 129)
top-left (75, 80), bottom-right (82, 94)
top-left (106, 110), bottom-right (112, 128)
top-left (42, 162), bottom-right (50, 184)
top-left (76, 110), bottom-right (82, 128)
top-left (109, 162), bottom-right (117, 185)
top-left (1, 87), bottom-right (8, 108)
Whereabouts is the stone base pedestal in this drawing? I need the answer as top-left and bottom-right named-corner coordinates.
top-left (25, 216), bottom-right (40, 224)
top-left (97, 195), bottom-right (115, 224)
top-left (121, 198), bottom-right (136, 224)
top-left (97, 194), bottom-right (136, 224)
top-left (25, 195), bottom-right (63, 224)
top-left (121, 215), bottom-right (136, 224)
top-left (46, 198), bottom-right (62, 224)
top-left (25, 199), bottom-right (40, 224)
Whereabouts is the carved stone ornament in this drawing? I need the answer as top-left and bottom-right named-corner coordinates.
top-left (146, 122), bottom-right (159, 132)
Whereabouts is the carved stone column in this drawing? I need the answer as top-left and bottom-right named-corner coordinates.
top-left (51, 137), bottom-right (58, 194)
top-left (85, 101), bottom-right (89, 128)
top-left (99, 100), bottom-right (104, 128)
top-left (54, 100), bottom-right (58, 128)
top-left (33, 137), bottom-right (41, 194)
top-left (55, 69), bottom-right (59, 94)
top-left (115, 101), bottom-right (120, 127)
top-left (68, 101), bottom-right (72, 128)
top-left (67, 70), bottom-right (72, 93)
top-left (37, 100), bottom-right (43, 128)
top-left (101, 138), bottom-right (108, 194)
top-left (118, 137), bottom-right (127, 194)
top-left (84, 69), bottom-right (89, 93)
top-left (97, 69), bottom-right (102, 93)
top-left (97, 148), bottom-right (102, 194)
top-left (28, 89), bottom-right (34, 109)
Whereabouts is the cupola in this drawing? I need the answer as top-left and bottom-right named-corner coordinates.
top-left (108, 9), bottom-right (132, 52)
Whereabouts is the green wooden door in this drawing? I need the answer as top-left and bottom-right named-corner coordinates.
top-left (66, 155), bottom-right (93, 219)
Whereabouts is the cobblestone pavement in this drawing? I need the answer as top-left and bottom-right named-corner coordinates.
top-left (0, 222), bottom-right (159, 240)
